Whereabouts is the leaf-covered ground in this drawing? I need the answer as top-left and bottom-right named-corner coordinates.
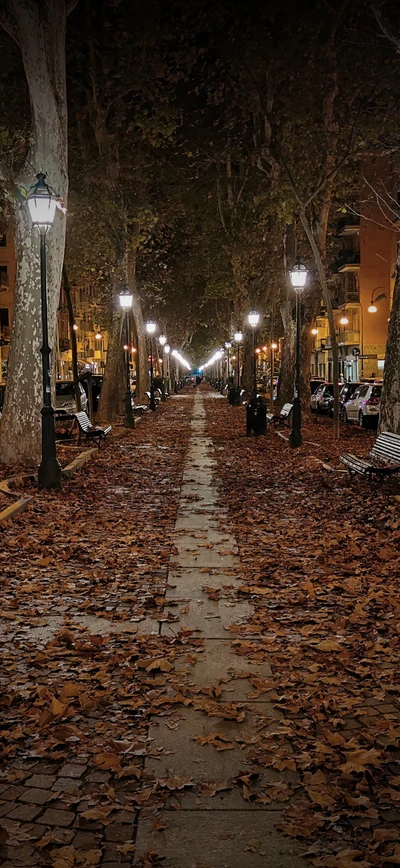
top-left (0, 388), bottom-right (399, 867)
top-left (205, 397), bottom-right (400, 868)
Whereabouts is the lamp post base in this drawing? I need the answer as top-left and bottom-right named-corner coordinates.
top-left (149, 387), bottom-right (157, 411)
top-left (124, 390), bottom-right (134, 428)
top-left (38, 406), bottom-right (62, 490)
top-left (289, 397), bottom-right (302, 449)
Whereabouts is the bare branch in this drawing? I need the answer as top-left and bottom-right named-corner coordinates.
top-left (0, 0), bottom-right (20, 46)
top-left (371, 2), bottom-right (400, 50)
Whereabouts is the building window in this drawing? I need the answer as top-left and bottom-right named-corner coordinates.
top-left (0, 235), bottom-right (6, 247)
top-left (0, 308), bottom-right (9, 328)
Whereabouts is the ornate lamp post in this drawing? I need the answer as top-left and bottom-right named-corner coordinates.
top-left (225, 341), bottom-right (231, 384)
top-left (270, 342), bottom-right (278, 410)
top-left (164, 343), bottom-right (170, 395)
top-left (159, 334), bottom-right (167, 400)
top-left (288, 257), bottom-right (308, 449)
top-left (146, 319), bottom-right (157, 410)
top-left (248, 310), bottom-right (260, 396)
top-left (118, 286), bottom-right (134, 428)
top-left (234, 329), bottom-right (243, 405)
top-left (26, 173), bottom-right (62, 490)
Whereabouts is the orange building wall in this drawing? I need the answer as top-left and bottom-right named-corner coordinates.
top-left (359, 157), bottom-right (396, 374)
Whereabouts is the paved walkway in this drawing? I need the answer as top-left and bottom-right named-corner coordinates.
top-left (0, 391), bottom-right (306, 868)
top-left (134, 393), bottom-right (304, 867)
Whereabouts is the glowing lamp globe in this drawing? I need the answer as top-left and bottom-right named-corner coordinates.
top-left (27, 173), bottom-right (58, 231)
top-left (289, 257), bottom-right (308, 289)
top-left (248, 310), bottom-right (260, 328)
top-left (119, 286), bottom-right (133, 309)
top-left (146, 319), bottom-right (156, 335)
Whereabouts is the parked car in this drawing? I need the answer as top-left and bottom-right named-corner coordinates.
top-left (310, 382), bottom-right (334, 414)
top-left (328, 382), bottom-right (361, 419)
top-left (310, 378), bottom-right (326, 395)
top-left (55, 381), bottom-right (88, 415)
top-left (343, 382), bottom-right (382, 427)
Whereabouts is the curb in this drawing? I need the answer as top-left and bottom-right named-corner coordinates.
top-left (62, 447), bottom-right (98, 478)
top-left (0, 446), bottom-right (99, 525)
top-left (0, 473), bottom-right (35, 525)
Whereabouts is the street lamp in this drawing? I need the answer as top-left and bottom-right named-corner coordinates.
top-left (159, 334), bottom-right (167, 401)
top-left (270, 341), bottom-right (278, 410)
top-left (225, 341), bottom-right (231, 384)
top-left (248, 310), bottom-right (260, 396)
top-left (146, 319), bottom-right (157, 410)
top-left (164, 343), bottom-right (170, 395)
top-left (234, 329), bottom-right (243, 403)
top-left (118, 286), bottom-right (134, 429)
top-left (26, 172), bottom-right (62, 490)
top-left (368, 286), bottom-right (387, 314)
top-left (288, 257), bottom-right (307, 449)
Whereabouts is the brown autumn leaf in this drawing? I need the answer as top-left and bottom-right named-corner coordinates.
top-left (92, 752), bottom-right (121, 771)
top-left (373, 828), bottom-right (399, 842)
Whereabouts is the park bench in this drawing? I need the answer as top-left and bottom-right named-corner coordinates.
top-left (340, 431), bottom-right (400, 484)
top-left (267, 402), bottom-right (293, 428)
top-left (145, 390), bottom-right (161, 405)
top-left (74, 411), bottom-right (112, 445)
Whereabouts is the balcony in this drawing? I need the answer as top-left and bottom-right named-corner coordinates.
top-left (59, 338), bottom-right (70, 352)
top-left (332, 251), bottom-right (360, 273)
top-left (337, 214), bottom-right (360, 236)
top-left (337, 329), bottom-right (360, 346)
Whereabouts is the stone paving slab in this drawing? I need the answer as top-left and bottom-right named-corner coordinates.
top-left (174, 638), bottom-right (272, 700)
top-left (165, 569), bottom-right (241, 599)
top-left (134, 811), bottom-right (305, 868)
top-left (161, 598), bottom-right (252, 638)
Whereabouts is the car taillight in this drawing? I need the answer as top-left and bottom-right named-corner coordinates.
top-left (366, 397), bottom-right (380, 406)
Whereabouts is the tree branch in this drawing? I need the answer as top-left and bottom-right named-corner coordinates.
top-left (371, 2), bottom-right (400, 49)
top-left (0, 0), bottom-right (20, 46)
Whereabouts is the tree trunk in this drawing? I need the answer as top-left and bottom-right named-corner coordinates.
top-left (299, 208), bottom-right (340, 439)
top-left (277, 223), bottom-right (296, 408)
top-left (0, 0), bottom-right (69, 464)
top-left (277, 294), bottom-right (296, 408)
top-left (97, 295), bottom-right (125, 423)
top-left (128, 250), bottom-right (148, 402)
top-left (62, 262), bottom-right (81, 411)
top-left (379, 253), bottom-right (400, 433)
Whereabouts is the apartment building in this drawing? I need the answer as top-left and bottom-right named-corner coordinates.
top-left (0, 234), bottom-right (108, 382)
top-left (311, 156), bottom-right (396, 381)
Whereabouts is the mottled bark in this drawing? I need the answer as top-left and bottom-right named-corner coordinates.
top-left (97, 298), bottom-right (124, 423)
top-left (379, 255), bottom-right (400, 434)
top-left (128, 250), bottom-right (148, 402)
top-left (62, 262), bottom-right (81, 411)
top-left (0, 0), bottom-right (70, 463)
top-left (277, 293), bottom-right (296, 408)
top-left (277, 223), bottom-right (296, 408)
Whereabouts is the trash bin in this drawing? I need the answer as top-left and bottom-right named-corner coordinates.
top-left (228, 385), bottom-right (240, 406)
top-left (246, 396), bottom-right (267, 436)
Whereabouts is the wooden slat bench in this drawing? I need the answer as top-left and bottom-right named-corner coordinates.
top-left (267, 402), bottom-right (293, 428)
top-left (340, 431), bottom-right (400, 483)
top-left (75, 411), bottom-right (112, 445)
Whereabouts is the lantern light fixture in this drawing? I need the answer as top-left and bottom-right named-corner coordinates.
top-left (289, 256), bottom-right (308, 290)
top-left (248, 310), bottom-right (260, 328)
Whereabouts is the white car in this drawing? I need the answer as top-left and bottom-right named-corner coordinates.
top-left (56, 381), bottom-right (88, 415)
top-left (343, 382), bottom-right (382, 428)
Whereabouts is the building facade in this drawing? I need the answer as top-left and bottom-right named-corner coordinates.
top-left (311, 157), bottom-right (396, 382)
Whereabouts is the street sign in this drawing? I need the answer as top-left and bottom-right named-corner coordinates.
top-left (357, 354), bottom-right (378, 360)
top-left (352, 348), bottom-right (360, 356)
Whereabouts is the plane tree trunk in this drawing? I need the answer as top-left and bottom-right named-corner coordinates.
top-left (0, 0), bottom-right (74, 464)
